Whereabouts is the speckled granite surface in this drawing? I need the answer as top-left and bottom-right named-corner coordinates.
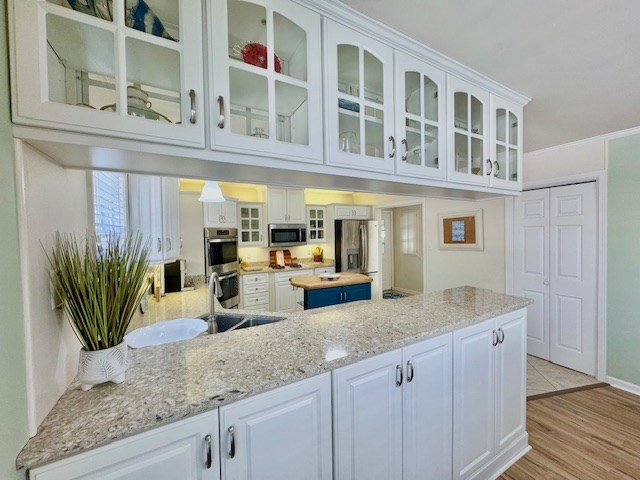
top-left (17, 286), bottom-right (530, 471)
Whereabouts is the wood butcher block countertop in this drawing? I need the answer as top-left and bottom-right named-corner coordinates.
top-left (289, 272), bottom-right (373, 290)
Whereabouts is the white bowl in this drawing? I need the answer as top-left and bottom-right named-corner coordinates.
top-left (319, 273), bottom-right (341, 280)
top-left (125, 318), bottom-right (207, 349)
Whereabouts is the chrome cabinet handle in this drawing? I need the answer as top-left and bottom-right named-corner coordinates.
top-left (388, 136), bottom-right (396, 158)
top-left (486, 159), bottom-right (493, 175)
top-left (407, 360), bottom-right (414, 382)
top-left (157, 238), bottom-right (162, 253)
top-left (492, 330), bottom-right (499, 347)
top-left (401, 139), bottom-right (408, 162)
top-left (344, 291), bottom-right (348, 302)
top-left (498, 328), bottom-right (505, 344)
top-left (228, 426), bottom-right (235, 459)
top-left (217, 96), bottom-right (225, 128)
top-left (493, 160), bottom-right (500, 177)
top-left (189, 89), bottom-right (197, 124)
top-left (396, 364), bottom-right (403, 387)
top-left (166, 238), bottom-right (172, 251)
top-left (204, 434), bottom-right (213, 469)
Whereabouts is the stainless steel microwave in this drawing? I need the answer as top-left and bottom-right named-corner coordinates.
top-left (268, 224), bottom-right (307, 247)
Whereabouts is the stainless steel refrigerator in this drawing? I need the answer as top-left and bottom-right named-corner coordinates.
top-left (335, 220), bottom-right (380, 280)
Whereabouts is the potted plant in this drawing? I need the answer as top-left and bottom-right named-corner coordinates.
top-left (46, 232), bottom-right (150, 391)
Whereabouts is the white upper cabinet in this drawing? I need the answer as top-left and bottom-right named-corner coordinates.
top-left (238, 203), bottom-right (265, 246)
top-left (209, 0), bottom-right (323, 163)
top-left (490, 96), bottom-right (523, 191)
top-left (11, 0), bottom-right (205, 146)
top-left (203, 200), bottom-right (238, 228)
top-left (447, 75), bottom-right (491, 186)
top-left (394, 51), bottom-right (447, 180)
top-left (324, 20), bottom-right (395, 174)
top-left (267, 188), bottom-right (305, 223)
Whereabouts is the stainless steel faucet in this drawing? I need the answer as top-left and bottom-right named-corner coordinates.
top-left (208, 272), bottom-right (223, 334)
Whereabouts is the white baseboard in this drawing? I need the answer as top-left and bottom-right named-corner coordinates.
top-left (605, 376), bottom-right (640, 396)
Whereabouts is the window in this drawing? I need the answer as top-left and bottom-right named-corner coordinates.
top-left (399, 209), bottom-right (419, 255)
top-left (92, 171), bottom-right (128, 239)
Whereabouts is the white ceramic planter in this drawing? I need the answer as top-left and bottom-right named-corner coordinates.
top-left (77, 342), bottom-right (129, 391)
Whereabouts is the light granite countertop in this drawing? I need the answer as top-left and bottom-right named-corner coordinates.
top-left (17, 286), bottom-right (530, 471)
top-left (238, 259), bottom-right (335, 274)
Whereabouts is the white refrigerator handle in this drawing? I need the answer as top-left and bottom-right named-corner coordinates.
top-left (360, 224), bottom-right (368, 272)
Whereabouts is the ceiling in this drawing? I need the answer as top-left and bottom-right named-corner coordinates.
top-left (343, 0), bottom-right (640, 152)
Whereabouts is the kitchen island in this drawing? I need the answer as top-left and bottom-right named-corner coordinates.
top-left (290, 271), bottom-right (372, 309)
top-left (18, 286), bottom-right (531, 479)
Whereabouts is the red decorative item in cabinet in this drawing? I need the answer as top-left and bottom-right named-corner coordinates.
top-left (240, 42), bottom-right (282, 73)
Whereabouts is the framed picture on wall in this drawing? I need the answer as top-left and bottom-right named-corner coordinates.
top-left (438, 209), bottom-right (484, 251)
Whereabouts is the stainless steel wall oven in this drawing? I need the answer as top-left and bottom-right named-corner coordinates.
top-left (204, 227), bottom-right (239, 308)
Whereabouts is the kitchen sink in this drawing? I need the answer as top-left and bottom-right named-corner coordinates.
top-left (198, 313), bottom-right (285, 333)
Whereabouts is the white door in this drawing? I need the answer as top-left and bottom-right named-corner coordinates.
top-left (381, 211), bottom-right (393, 291)
top-left (220, 374), bottom-right (333, 480)
top-left (514, 183), bottom-right (597, 375)
top-left (333, 349), bottom-right (403, 480)
top-left (453, 318), bottom-right (495, 479)
top-left (403, 334), bottom-right (453, 479)
top-left (549, 183), bottom-right (597, 375)
top-left (513, 189), bottom-right (550, 359)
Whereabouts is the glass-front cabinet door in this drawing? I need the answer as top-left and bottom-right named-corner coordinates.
top-left (238, 203), bottom-right (264, 246)
top-left (209, 0), bottom-right (322, 163)
top-left (447, 75), bottom-right (491, 186)
top-left (325, 20), bottom-right (394, 173)
top-left (394, 51), bottom-right (446, 179)
top-left (11, 0), bottom-right (205, 146)
top-left (490, 96), bottom-right (523, 190)
top-left (306, 206), bottom-right (326, 243)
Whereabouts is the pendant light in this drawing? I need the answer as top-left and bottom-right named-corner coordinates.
top-left (198, 180), bottom-right (226, 203)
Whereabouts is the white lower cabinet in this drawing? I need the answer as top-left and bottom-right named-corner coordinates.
top-left (453, 309), bottom-right (527, 479)
top-left (333, 334), bottom-right (453, 480)
top-left (219, 373), bottom-right (333, 480)
top-left (273, 270), bottom-right (311, 312)
top-left (29, 411), bottom-right (219, 480)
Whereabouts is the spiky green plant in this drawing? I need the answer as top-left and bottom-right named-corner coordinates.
top-left (46, 232), bottom-right (150, 351)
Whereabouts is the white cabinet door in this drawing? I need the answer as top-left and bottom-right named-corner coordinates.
top-left (324, 20), bottom-right (395, 173)
top-left (447, 75), bottom-right (491, 187)
top-left (220, 373), bottom-right (332, 480)
top-left (333, 205), bottom-right (371, 220)
top-left (490, 95), bottom-right (523, 191)
top-left (307, 206), bottom-right (327, 243)
top-left (30, 411), bottom-right (219, 480)
top-left (395, 50), bottom-right (447, 180)
top-left (162, 177), bottom-right (181, 262)
top-left (453, 318), bottom-right (496, 479)
top-left (128, 174), bottom-right (164, 263)
top-left (209, 0), bottom-right (323, 163)
top-left (403, 334), bottom-right (453, 480)
top-left (274, 282), bottom-right (296, 312)
top-left (285, 189), bottom-right (306, 223)
top-left (495, 310), bottom-right (527, 452)
top-left (267, 188), bottom-right (288, 223)
top-left (12, 0), bottom-right (205, 147)
top-left (238, 203), bottom-right (264, 246)
top-left (333, 349), bottom-right (403, 480)
top-left (204, 201), bottom-right (238, 228)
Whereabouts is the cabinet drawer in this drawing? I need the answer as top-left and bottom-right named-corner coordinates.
top-left (242, 273), bottom-right (269, 286)
top-left (243, 293), bottom-right (269, 307)
top-left (243, 283), bottom-right (268, 295)
top-left (274, 269), bottom-right (312, 283)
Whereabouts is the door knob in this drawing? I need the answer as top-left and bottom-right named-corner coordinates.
top-left (543, 280), bottom-right (549, 286)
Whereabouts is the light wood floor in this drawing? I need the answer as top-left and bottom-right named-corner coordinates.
top-left (500, 386), bottom-right (640, 479)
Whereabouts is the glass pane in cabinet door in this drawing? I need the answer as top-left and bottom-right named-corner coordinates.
top-left (48, 0), bottom-right (113, 22)
top-left (424, 124), bottom-right (439, 169)
top-left (240, 207), bottom-right (249, 218)
top-left (454, 92), bottom-right (468, 130)
top-left (318, 231), bottom-right (324, 240)
top-left (339, 107), bottom-right (360, 154)
top-left (46, 15), bottom-right (116, 109)
top-left (310, 231), bottom-right (317, 240)
top-left (251, 219), bottom-right (259, 229)
top-left (509, 112), bottom-right (519, 146)
top-left (274, 13), bottom-right (306, 81)
top-left (125, 38), bottom-right (181, 123)
top-left (405, 72), bottom-right (420, 116)
top-left (495, 144), bottom-right (507, 180)
top-left (471, 137), bottom-right (483, 176)
top-left (363, 51), bottom-right (383, 104)
top-left (251, 232), bottom-right (260, 242)
top-left (496, 108), bottom-right (507, 142)
top-left (310, 220), bottom-right (316, 228)
top-left (229, 68), bottom-right (269, 138)
top-left (470, 96), bottom-right (483, 135)
top-left (423, 76), bottom-right (438, 122)
top-left (123, 0), bottom-right (179, 41)
top-left (242, 232), bottom-right (250, 242)
top-left (455, 133), bottom-right (468, 173)
top-left (317, 210), bottom-right (323, 219)
top-left (509, 148), bottom-right (519, 181)
top-left (309, 210), bottom-right (316, 219)
top-left (338, 45), bottom-right (359, 96)
top-left (364, 106), bottom-right (384, 158)
top-left (242, 219), bottom-right (250, 229)
top-left (228, 0), bottom-right (268, 69)
top-left (405, 118), bottom-right (421, 166)
top-left (275, 81), bottom-right (308, 145)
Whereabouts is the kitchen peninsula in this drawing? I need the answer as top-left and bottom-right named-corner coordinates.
top-left (290, 271), bottom-right (372, 309)
top-left (18, 286), bottom-right (530, 479)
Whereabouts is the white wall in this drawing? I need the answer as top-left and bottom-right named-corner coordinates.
top-left (524, 138), bottom-right (606, 183)
top-left (179, 191), bottom-right (205, 277)
top-left (16, 142), bottom-right (87, 434)
top-left (424, 197), bottom-right (505, 293)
